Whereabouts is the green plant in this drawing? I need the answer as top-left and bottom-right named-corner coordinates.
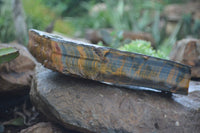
top-left (0, 47), bottom-right (19, 64)
top-left (22, 0), bottom-right (55, 30)
top-left (159, 20), bottom-right (182, 55)
top-left (70, 0), bottom-right (198, 50)
top-left (68, 0), bottom-right (166, 45)
top-left (54, 19), bottom-right (74, 35)
top-left (96, 30), bottom-right (132, 49)
top-left (0, 0), bottom-right (15, 43)
top-left (177, 14), bottom-right (200, 39)
top-left (96, 30), bottom-right (168, 59)
top-left (193, 19), bottom-right (200, 37)
top-left (119, 40), bottom-right (168, 59)
top-left (41, 0), bottom-right (101, 17)
top-left (22, 0), bottom-right (74, 36)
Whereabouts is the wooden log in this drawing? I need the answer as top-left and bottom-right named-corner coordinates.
top-left (28, 29), bottom-right (191, 95)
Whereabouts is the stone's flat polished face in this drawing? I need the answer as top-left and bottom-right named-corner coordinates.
top-left (28, 29), bottom-right (191, 95)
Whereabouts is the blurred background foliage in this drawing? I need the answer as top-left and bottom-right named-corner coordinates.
top-left (22, 0), bottom-right (55, 30)
top-left (22, 0), bottom-right (74, 35)
top-left (0, 0), bottom-right (15, 42)
top-left (0, 0), bottom-right (199, 56)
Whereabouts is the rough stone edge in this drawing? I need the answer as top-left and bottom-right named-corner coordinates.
top-left (30, 64), bottom-right (93, 133)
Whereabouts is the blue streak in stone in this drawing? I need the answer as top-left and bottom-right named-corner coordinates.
top-left (60, 43), bottom-right (67, 68)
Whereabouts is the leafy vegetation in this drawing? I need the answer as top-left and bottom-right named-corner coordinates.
top-left (22, 0), bottom-right (55, 30)
top-left (1, 0), bottom-right (199, 58)
top-left (179, 14), bottom-right (200, 39)
top-left (0, 47), bottom-right (19, 64)
top-left (41, 0), bottom-right (102, 17)
top-left (68, 1), bottom-right (166, 41)
top-left (54, 19), bottom-right (74, 35)
top-left (66, 0), bottom-right (199, 56)
top-left (97, 30), bottom-right (131, 49)
top-left (97, 32), bottom-right (168, 59)
top-left (22, 0), bottom-right (73, 35)
top-left (118, 40), bottom-right (168, 59)
top-left (0, 0), bottom-right (15, 43)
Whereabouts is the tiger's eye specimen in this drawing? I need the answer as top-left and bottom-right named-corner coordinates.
top-left (28, 29), bottom-right (191, 95)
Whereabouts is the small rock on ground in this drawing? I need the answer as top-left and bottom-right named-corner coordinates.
top-left (170, 38), bottom-right (200, 78)
top-left (20, 122), bottom-right (63, 133)
top-left (0, 43), bottom-right (36, 94)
